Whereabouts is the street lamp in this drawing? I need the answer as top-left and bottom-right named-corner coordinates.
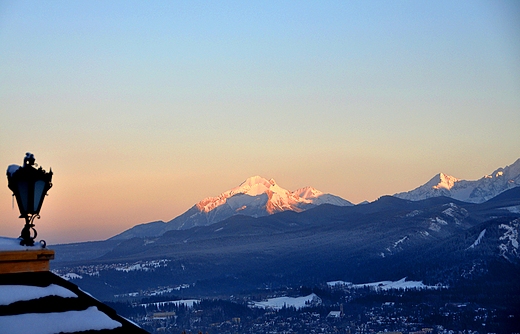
top-left (6, 153), bottom-right (53, 246)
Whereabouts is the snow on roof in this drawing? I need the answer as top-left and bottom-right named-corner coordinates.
top-left (0, 237), bottom-right (45, 251)
top-left (6, 164), bottom-right (20, 177)
top-left (327, 311), bottom-right (342, 318)
top-left (0, 284), bottom-right (77, 306)
top-left (0, 306), bottom-right (121, 334)
top-left (0, 270), bottom-right (147, 333)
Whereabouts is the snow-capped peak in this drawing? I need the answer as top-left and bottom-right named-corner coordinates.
top-left (395, 158), bottom-right (520, 203)
top-left (229, 176), bottom-right (280, 197)
top-left (195, 176), bottom-right (352, 217)
top-left (432, 173), bottom-right (460, 191)
top-left (293, 186), bottom-right (324, 200)
top-left (196, 176), bottom-right (292, 213)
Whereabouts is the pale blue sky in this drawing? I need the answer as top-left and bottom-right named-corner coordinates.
top-left (1, 1), bottom-right (519, 242)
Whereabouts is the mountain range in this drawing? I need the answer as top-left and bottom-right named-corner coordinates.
top-left (110, 175), bottom-right (352, 240)
top-left (52, 186), bottom-right (520, 300)
top-left (394, 158), bottom-right (520, 203)
top-left (112, 159), bottom-right (520, 240)
top-left (48, 158), bottom-right (520, 300)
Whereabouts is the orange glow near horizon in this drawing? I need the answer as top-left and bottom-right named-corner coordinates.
top-left (1, 154), bottom-right (519, 244)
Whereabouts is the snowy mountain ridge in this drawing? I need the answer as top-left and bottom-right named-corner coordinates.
top-left (175, 176), bottom-right (353, 228)
top-left (394, 158), bottom-right (520, 203)
top-left (110, 176), bottom-right (352, 239)
top-left (111, 160), bottom-right (519, 240)
top-left (196, 176), bottom-right (350, 215)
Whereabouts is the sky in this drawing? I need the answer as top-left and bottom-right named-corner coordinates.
top-left (1, 0), bottom-right (519, 244)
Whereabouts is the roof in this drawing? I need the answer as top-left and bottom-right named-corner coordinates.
top-left (0, 268), bottom-right (148, 333)
top-left (327, 311), bottom-right (342, 318)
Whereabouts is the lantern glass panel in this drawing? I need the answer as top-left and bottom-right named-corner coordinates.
top-left (34, 180), bottom-right (46, 212)
top-left (17, 181), bottom-right (29, 213)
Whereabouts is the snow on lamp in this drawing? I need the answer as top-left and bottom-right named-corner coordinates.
top-left (6, 153), bottom-right (53, 246)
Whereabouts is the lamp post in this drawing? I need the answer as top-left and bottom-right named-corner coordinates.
top-left (6, 153), bottom-right (53, 246)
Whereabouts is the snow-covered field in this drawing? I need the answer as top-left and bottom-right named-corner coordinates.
top-left (249, 293), bottom-right (321, 310)
top-left (327, 278), bottom-right (444, 290)
top-left (467, 229), bottom-right (486, 250)
top-left (499, 219), bottom-right (519, 261)
top-left (54, 259), bottom-right (171, 280)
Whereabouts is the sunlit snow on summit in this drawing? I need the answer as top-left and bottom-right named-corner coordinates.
top-left (195, 176), bottom-right (352, 215)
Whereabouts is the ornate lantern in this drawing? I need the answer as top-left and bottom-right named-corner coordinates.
top-left (6, 153), bottom-right (53, 246)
